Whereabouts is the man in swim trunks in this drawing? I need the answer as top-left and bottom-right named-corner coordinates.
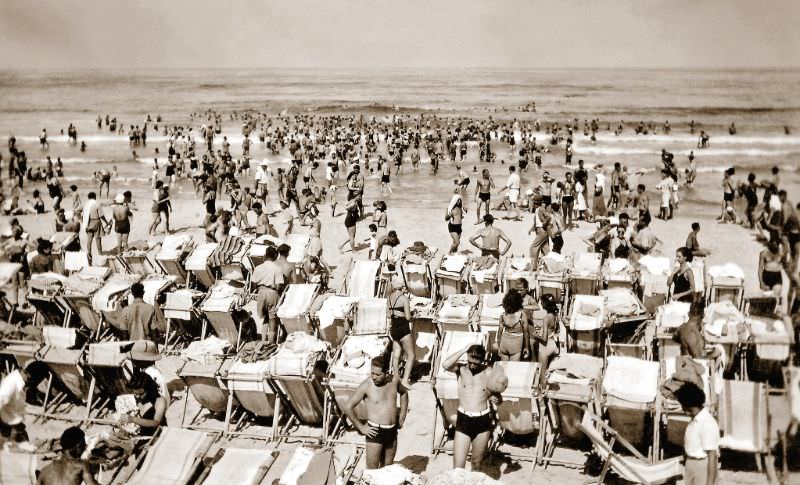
top-left (475, 169), bottom-right (494, 223)
top-left (442, 344), bottom-right (497, 471)
top-left (111, 194), bottom-right (132, 254)
top-left (343, 355), bottom-right (408, 470)
top-left (469, 214), bottom-right (511, 259)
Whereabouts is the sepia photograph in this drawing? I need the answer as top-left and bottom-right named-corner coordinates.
top-left (0, 1), bottom-right (798, 483)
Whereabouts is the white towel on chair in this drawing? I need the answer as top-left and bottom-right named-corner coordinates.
top-left (65, 251), bottom-right (89, 272)
top-left (315, 295), bottom-right (357, 330)
top-left (603, 356), bottom-right (659, 403)
top-left (349, 260), bottom-right (381, 298)
top-left (277, 284), bottom-right (317, 319)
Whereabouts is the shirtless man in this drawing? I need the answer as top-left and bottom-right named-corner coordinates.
top-left (37, 426), bottom-right (99, 485)
top-left (475, 169), bottom-right (495, 223)
top-left (94, 169), bottom-right (112, 197)
top-left (442, 344), bottom-right (496, 471)
top-left (343, 356), bottom-right (408, 469)
top-left (469, 214), bottom-right (511, 259)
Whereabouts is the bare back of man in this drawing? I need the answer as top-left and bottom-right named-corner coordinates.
top-left (37, 458), bottom-right (97, 485)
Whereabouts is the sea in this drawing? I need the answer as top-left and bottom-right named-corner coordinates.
top-left (0, 68), bottom-right (798, 209)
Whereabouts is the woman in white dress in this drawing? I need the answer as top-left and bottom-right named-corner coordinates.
top-left (575, 180), bottom-right (588, 221)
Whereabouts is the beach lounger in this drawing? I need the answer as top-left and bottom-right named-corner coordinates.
top-left (92, 273), bottom-right (143, 339)
top-left (435, 293), bottom-right (479, 334)
top-left (602, 257), bottom-right (637, 290)
top-left (603, 356), bottom-right (661, 459)
top-left (400, 245), bottom-right (438, 298)
top-left (705, 263), bottom-right (745, 309)
top-left (121, 426), bottom-right (218, 485)
top-left (200, 281), bottom-right (248, 349)
top-left (536, 252), bottom-right (571, 304)
top-left (660, 356), bottom-right (718, 448)
top-left (570, 252), bottom-right (602, 296)
top-left (746, 316), bottom-right (790, 382)
top-left (351, 297), bottom-right (388, 336)
top-left (162, 288), bottom-right (204, 350)
top-left (35, 343), bottom-right (89, 422)
top-left (264, 332), bottom-right (330, 443)
top-left (468, 255), bottom-right (501, 295)
top-left (178, 357), bottom-right (235, 433)
top-left (83, 340), bottom-right (136, 423)
top-left (312, 293), bottom-right (358, 346)
top-left (0, 451), bottom-right (38, 484)
top-left (198, 447), bottom-right (277, 485)
top-left (492, 361), bottom-right (541, 461)
top-left (277, 284), bottom-right (320, 335)
top-left (500, 256), bottom-right (535, 293)
top-left (323, 334), bottom-right (391, 443)
top-left (568, 294), bottom-right (606, 356)
top-left (600, 288), bottom-right (650, 358)
top-left (186, 242), bottom-right (220, 290)
top-left (538, 353), bottom-right (604, 469)
top-left (435, 254), bottom-right (470, 298)
top-left (580, 411), bottom-right (683, 485)
top-left (154, 233), bottom-right (195, 285)
top-left (637, 256), bottom-right (670, 315)
top-left (27, 274), bottom-right (68, 327)
top-left (476, 293), bottom-right (504, 343)
top-left (117, 246), bottom-right (159, 277)
top-left (258, 445), bottom-right (363, 485)
top-left (224, 358), bottom-right (277, 438)
top-left (431, 330), bottom-right (488, 456)
top-left (342, 259), bottom-right (383, 299)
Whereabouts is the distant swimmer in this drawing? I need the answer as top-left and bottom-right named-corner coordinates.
top-left (685, 151), bottom-right (697, 186)
top-left (729, 123), bottom-right (737, 135)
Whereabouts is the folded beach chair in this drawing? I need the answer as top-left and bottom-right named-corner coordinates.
top-left (277, 284), bottom-right (320, 335)
top-left (435, 293), bottom-right (479, 334)
top-left (570, 252), bottom-right (602, 296)
top-left (0, 450), bottom-right (38, 484)
top-left (602, 257), bottom-right (637, 290)
top-left (568, 294), bottom-right (606, 356)
top-left (186, 242), bottom-right (220, 290)
top-left (399, 245), bottom-right (438, 298)
top-left (323, 334), bottom-right (391, 443)
top-left (198, 447), bottom-right (277, 485)
top-left (154, 233), bottom-right (195, 285)
top-left (435, 253), bottom-right (470, 297)
top-left (224, 358), bottom-right (277, 438)
top-left (580, 411), bottom-right (683, 485)
top-left (312, 293), bottom-right (358, 346)
top-left (178, 356), bottom-right (235, 433)
top-left (492, 361), bottom-right (541, 462)
top-left (705, 263), bottom-right (745, 309)
top-left (431, 330), bottom-right (488, 456)
top-left (538, 353), bottom-right (604, 469)
top-left (342, 259), bottom-right (383, 299)
top-left (121, 426), bottom-right (219, 485)
top-left (469, 255), bottom-right (502, 295)
top-left (500, 256), bottom-right (535, 293)
top-left (351, 297), bottom-right (388, 336)
top-left (603, 356), bottom-right (661, 459)
top-left (536, 252), bottom-right (571, 304)
top-left (264, 332), bottom-right (330, 443)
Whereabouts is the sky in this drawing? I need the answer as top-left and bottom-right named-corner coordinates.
top-left (0, 0), bottom-right (798, 70)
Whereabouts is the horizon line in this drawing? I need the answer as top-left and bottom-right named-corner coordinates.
top-left (3, 66), bottom-right (799, 72)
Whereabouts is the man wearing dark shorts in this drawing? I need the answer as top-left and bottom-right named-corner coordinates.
top-left (112, 194), bottom-right (132, 254)
top-left (469, 214), bottom-right (511, 259)
top-left (343, 355), bottom-right (408, 469)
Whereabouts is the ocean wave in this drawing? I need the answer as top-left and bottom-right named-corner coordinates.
top-left (573, 133), bottom-right (800, 146)
top-left (572, 145), bottom-right (797, 157)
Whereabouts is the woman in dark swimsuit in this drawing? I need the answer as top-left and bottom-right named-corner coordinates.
top-left (475, 169), bottom-right (494, 223)
top-left (447, 195), bottom-right (464, 254)
top-left (668, 246), bottom-right (696, 302)
top-left (387, 276), bottom-right (414, 389)
top-left (758, 241), bottom-right (784, 294)
top-left (339, 199), bottom-right (360, 253)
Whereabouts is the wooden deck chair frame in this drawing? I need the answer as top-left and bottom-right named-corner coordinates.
top-left (118, 427), bottom-right (220, 485)
top-left (581, 409), bottom-right (682, 485)
top-left (488, 361), bottom-right (542, 468)
top-left (266, 374), bottom-right (326, 444)
top-left (537, 389), bottom-right (601, 470)
top-left (116, 251), bottom-right (159, 277)
top-left (178, 359), bottom-right (236, 435)
top-left (400, 251), bottom-right (438, 299)
top-left (83, 356), bottom-right (134, 424)
top-left (33, 343), bottom-right (90, 423)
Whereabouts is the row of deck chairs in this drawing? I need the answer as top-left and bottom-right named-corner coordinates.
top-left (1, 426), bottom-right (361, 485)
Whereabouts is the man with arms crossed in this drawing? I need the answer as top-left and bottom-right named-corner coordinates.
top-left (442, 344), bottom-right (496, 471)
top-left (343, 355), bottom-right (408, 469)
top-left (469, 214), bottom-right (511, 259)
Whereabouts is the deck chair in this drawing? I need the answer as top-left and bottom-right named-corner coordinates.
top-left (570, 252), bottom-right (602, 295)
top-left (705, 263), bottom-right (745, 309)
top-left (0, 450), bottom-right (38, 484)
top-left (539, 353), bottom-right (604, 469)
top-left (323, 334), bottom-right (391, 443)
top-left (500, 256), bottom-right (535, 293)
top-left (344, 260), bottom-right (382, 299)
top-left (200, 281), bottom-right (246, 349)
top-left (435, 254), bottom-right (470, 297)
top-left (199, 447), bottom-right (277, 485)
top-left (122, 427), bottom-right (218, 485)
top-left (35, 344), bottom-right (89, 422)
top-left (435, 293), bottom-right (479, 334)
top-left (603, 356), bottom-right (661, 459)
top-left (84, 341), bottom-right (135, 423)
top-left (492, 360), bottom-right (541, 464)
top-left (537, 252), bottom-right (571, 304)
top-left (186, 242), bottom-right (220, 290)
top-left (469, 256), bottom-right (501, 295)
top-left (400, 246), bottom-right (438, 298)
top-left (580, 411), bottom-right (683, 485)
top-left (603, 257), bottom-right (637, 290)
top-left (179, 357), bottom-right (234, 433)
top-left (661, 357), bottom-right (718, 448)
top-left (351, 297), bottom-right (388, 335)
top-left (718, 379), bottom-right (778, 472)
top-left (224, 359), bottom-right (277, 438)
top-left (569, 294), bottom-right (606, 356)
top-left (277, 284), bottom-right (320, 335)
top-left (313, 293), bottom-right (358, 347)
top-left (162, 288), bottom-right (204, 350)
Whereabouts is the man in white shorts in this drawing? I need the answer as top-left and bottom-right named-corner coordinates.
top-left (503, 165), bottom-right (521, 220)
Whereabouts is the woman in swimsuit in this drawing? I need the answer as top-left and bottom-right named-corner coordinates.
top-left (475, 169), bottom-right (494, 223)
top-left (758, 241), bottom-right (784, 295)
top-left (446, 195), bottom-right (464, 254)
top-left (496, 290), bottom-right (529, 361)
top-left (533, 294), bottom-right (559, 388)
top-left (387, 276), bottom-right (414, 389)
top-left (339, 199), bottom-right (359, 253)
top-left (668, 247), bottom-right (696, 303)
